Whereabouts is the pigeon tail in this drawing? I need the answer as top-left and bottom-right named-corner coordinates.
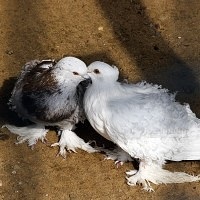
top-left (126, 160), bottom-right (200, 192)
top-left (3, 124), bottom-right (48, 146)
top-left (170, 104), bottom-right (200, 161)
top-left (172, 134), bottom-right (200, 161)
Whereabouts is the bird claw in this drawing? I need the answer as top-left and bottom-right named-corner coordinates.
top-left (51, 142), bottom-right (78, 158)
top-left (142, 186), bottom-right (155, 192)
top-left (56, 151), bottom-right (66, 159)
top-left (102, 146), bottom-right (133, 167)
top-left (52, 130), bottom-right (98, 158)
top-left (51, 142), bottom-right (59, 147)
top-left (126, 170), bottom-right (138, 176)
top-left (115, 160), bottom-right (124, 168)
top-left (41, 137), bottom-right (48, 143)
top-left (16, 136), bottom-right (26, 144)
top-left (67, 148), bottom-right (77, 153)
top-left (104, 156), bottom-right (125, 168)
top-left (30, 144), bottom-right (36, 150)
top-left (126, 170), bottom-right (154, 192)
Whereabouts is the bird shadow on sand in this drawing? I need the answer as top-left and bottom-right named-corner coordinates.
top-left (0, 77), bottom-right (32, 126)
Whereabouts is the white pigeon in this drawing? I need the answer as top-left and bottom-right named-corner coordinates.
top-left (83, 61), bottom-right (200, 191)
top-left (4, 57), bottom-right (96, 157)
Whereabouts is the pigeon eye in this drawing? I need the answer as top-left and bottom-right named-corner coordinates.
top-left (94, 69), bottom-right (100, 74)
top-left (73, 72), bottom-right (79, 75)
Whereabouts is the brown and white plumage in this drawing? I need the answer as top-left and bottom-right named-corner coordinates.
top-left (4, 57), bottom-right (96, 157)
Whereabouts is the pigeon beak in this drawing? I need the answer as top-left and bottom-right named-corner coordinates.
top-left (81, 74), bottom-right (92, 85)
top-left (82, 74), bottom-right (90, 80)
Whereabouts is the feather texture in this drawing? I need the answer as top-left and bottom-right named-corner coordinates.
top-left (5, 57), bottom-right (96, 156)
top-left (84, 61), bottom-right (200, 191)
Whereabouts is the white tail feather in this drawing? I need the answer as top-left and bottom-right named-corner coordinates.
top-left (141, 164), bottom-right (200, 185)
top-left (172, 135), bottom-right (200, 161)
top-left (126, 162), bottom-right (200, 191)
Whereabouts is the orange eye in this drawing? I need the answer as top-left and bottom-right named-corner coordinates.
top-left (73, 72), bottom-right (79, 75)
top-left (94, 69), bottom-right (100, 74)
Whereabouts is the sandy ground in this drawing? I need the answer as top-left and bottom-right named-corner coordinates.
top-left (0, 0), bottom-right (200, 199)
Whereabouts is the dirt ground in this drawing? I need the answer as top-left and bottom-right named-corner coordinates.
top-left (0, 0), bottom-right (200, 199)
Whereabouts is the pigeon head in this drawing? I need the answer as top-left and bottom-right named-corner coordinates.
top-left (55, 57), bottom-right (89, 81)
top-left (87, 61), bottom-right (119, 82)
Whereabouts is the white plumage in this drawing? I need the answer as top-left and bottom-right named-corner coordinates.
top-left (83, 61), bottom-right (200, 191)
top-left (4, 57), bottom-right (96, 157)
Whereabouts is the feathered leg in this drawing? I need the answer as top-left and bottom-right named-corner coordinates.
top-left (126, 160), bottom-right (200, 192)
top-left (51, 130), bottom-right (98, 158)
top-left (102, 146), bottom-right (133, 167)
top-left (3, 124), bottom-right (48, 147)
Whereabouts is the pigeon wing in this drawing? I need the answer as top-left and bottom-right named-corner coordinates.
top-left (104, 91), bottom-right (192, 160)
top-left (9, 60), bottom-right (56, 112)
top-left (10, 59), bottom-right (78, 123)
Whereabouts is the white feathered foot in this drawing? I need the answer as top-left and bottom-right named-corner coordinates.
top-left (3, 124), bottom-right (49, 147)
top-left (103, 146), bottom-right (133, 167)
top-left (126, 160), bottom-right (200, 192)
top-left (51, 130), bottom-right (98, 158)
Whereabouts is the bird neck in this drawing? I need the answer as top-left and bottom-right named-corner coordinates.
top-left (93, 79), bottom-right (115, 89)
top-left (88, 80), bottom-right (118, 101)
